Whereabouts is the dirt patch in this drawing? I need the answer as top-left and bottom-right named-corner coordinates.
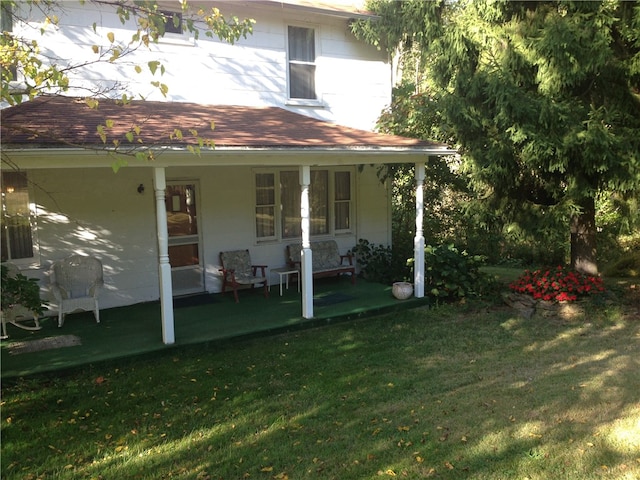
top-left (8, 335), bottom-right (82, 355)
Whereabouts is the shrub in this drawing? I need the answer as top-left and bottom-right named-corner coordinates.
top-left (1, 265), bottom-right (47, 315)
top-left (351, 239), bottom-right (411, 284)
top-left (509, 266), bottom-right (605, 302)
top-left (420, 244), bottom-right (490, 300)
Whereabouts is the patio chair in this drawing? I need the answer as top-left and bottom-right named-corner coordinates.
top-left (1, 263), bottom-right (42, 338)
top-left (50, 255), bottom-right (103, 327)
top-left (219, 249), bottom-right (268, 303)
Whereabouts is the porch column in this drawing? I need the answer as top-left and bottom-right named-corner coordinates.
top-left (300, 166), bottom-right (314, 319)
top-left (414, 162), bottom-right (425, 298)
top-left (153, 167), bottom-right (175, 345)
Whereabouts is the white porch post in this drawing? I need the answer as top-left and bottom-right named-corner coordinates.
top-left (153, 167), bottom-right (175, 345)
top-left (414, 162), bottom-right (426, 298)
top-left (300, 166), bottom-right (314, 319)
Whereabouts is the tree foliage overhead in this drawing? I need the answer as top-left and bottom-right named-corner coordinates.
top-left (353, 0), bottom-right (640, 273)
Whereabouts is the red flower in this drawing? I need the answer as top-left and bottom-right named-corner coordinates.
top-left (508, 265), bottom-right (605, 303)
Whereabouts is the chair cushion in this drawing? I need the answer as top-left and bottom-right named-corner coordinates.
top-left (287, 241), bottom-right (346, 271)
top-left (220, 250), bottom-right (252, 277)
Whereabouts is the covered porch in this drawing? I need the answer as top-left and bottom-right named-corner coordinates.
top-left (1, 277), bottom-right (428, 379)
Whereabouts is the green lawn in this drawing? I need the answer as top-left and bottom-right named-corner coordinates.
top-left (2, 281), bottom-right (639, 479)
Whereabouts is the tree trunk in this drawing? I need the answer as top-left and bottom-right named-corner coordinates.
top-left (570, 196), bottom-right (598, 275)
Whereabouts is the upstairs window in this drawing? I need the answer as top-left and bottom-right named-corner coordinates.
top-left (287, 26), bottom-right (316, 100)
top-left (1, 172), bottom-right (34, 262)
top-left (160, 10), bottom-right (183, 35)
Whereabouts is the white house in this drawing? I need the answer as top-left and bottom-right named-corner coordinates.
top-left (1, 1), bottom-right (454, 344)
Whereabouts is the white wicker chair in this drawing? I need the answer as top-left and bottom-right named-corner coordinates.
top-left (1, 263), bottom-right (42, 338)
top-left (50, 255), bottom-right (103, 327)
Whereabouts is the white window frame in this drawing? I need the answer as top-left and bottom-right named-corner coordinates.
top-left (286, 23), bottom-right (323, 106)
top-left (253, 168), bottom-right (354, 243)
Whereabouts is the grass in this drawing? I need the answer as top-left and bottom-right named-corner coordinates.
top-left (1, 280), bottom-right (639, 479)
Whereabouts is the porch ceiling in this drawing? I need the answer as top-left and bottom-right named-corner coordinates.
top-left (1, 96), bottom-right (455, 168)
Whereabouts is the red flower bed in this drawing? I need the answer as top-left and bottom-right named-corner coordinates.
top-left (509, 266), bottom-right (605, 302)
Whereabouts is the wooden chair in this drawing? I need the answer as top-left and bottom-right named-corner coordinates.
top-left (219, 250), bottom-right (268, 303)
top-left (1, 263), bottom-right (42, 339)
top-left (50, 255), bottom-right (103, 327)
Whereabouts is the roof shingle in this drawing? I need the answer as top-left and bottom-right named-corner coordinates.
top-left (1, 96), bottom-right (442, 150)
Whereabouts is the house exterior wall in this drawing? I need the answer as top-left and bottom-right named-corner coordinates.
top-left (5, 1), bottom-right (404, 313)
top-left (24, 164), bottom-right (388, 309)
top-left (12, 1), bottom-right (391, 130)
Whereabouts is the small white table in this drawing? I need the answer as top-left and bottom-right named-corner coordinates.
top-left (270, 267), bottom-right (300, 296)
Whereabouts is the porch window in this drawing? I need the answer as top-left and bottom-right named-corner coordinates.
top-left (255, 173), bottom-right (275, 239)
top-left (334, 171), bottom-right (351, 231)
top-left (288, 26), bottom-right (316, 100)
top-left (281, 171), bottom-right (301, 238)
top-left (310, 170), bottom-right (328, 235)
top-left (1, 171), bottom-right (34, 262)
top-left (255, 169), bottom-right (352, 241)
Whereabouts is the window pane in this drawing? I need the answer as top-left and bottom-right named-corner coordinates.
top-left (310, 170), bottom-right (328, 235)
top-left (255, 173), bottom-right (275, 238)
top-left (281, 171), bottom-right (301, 238)
top-left (168, 244), bottom-right (199, 267)
top-left (288, 26), bottom-right (315, 62)
top-left (161, 10), bottom-right (182, 34)
top-left (256, 206), bottom-right (275, 238)
top-left (335, 202), bottom-right (350, 230)
top-left (255, 173), bottom-right (275, 205)
top-left (165, 184), bottom-right (198, 237)
top-left (1, 172), bottom-right (34, 261)
top-left (289, 64), bottom-right (316, 99)
top-left (288, 26), bottom-right (316, 100)
top-left (335, 172), bottom-right (350, 201)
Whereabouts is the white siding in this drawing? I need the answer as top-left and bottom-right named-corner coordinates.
top-left (13, 2), bottom-right (391, 130)
top-left (24, 164), bottom-right (387, 310)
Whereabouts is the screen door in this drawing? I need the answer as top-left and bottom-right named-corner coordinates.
top-left (165, 182), bottom-right (204, 295)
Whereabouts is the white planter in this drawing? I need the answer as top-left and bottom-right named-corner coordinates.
top-left (392, 282), bottom-right (413, 300)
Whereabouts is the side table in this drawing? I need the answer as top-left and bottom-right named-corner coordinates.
top-left (270, 267), bottom-right (300, 296)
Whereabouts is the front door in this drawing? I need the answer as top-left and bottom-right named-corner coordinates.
top-left (165, 182), bottom-right (204, 296)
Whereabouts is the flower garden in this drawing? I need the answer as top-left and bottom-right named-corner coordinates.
top-left (509, 265), bottom-right (606, 302)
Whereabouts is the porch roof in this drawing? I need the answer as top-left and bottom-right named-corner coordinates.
top-left (0, 96), bottom-right (451, 151)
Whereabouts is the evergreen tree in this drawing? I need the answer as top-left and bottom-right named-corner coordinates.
top-left (354, 0), bottom-right (640, 273)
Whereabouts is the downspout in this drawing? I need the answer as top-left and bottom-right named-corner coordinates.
top-left (153, 167), bottom-right (175, 344)
top-left (414, 162), bottom-right (425, 298)
top-left (300, 165), bottom-right (314, 319)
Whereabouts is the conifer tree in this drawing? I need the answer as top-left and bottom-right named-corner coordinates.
top-left (354, 0), bottom-right (640, 273)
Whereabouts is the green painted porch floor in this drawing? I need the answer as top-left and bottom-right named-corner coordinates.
top-left (1, 278), bottom-right (427, 379)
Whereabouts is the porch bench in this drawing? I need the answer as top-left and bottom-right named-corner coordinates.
top-left (286, 240), bottom-right (356, 284)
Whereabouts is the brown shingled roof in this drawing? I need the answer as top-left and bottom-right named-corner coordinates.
top-left (0, 96), bottom-right (442, 150)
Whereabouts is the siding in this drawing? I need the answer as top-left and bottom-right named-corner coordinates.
top-left (13, 2), bottom-right (390, 130)
top-left (26, 165), bottom-right (388, 310)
